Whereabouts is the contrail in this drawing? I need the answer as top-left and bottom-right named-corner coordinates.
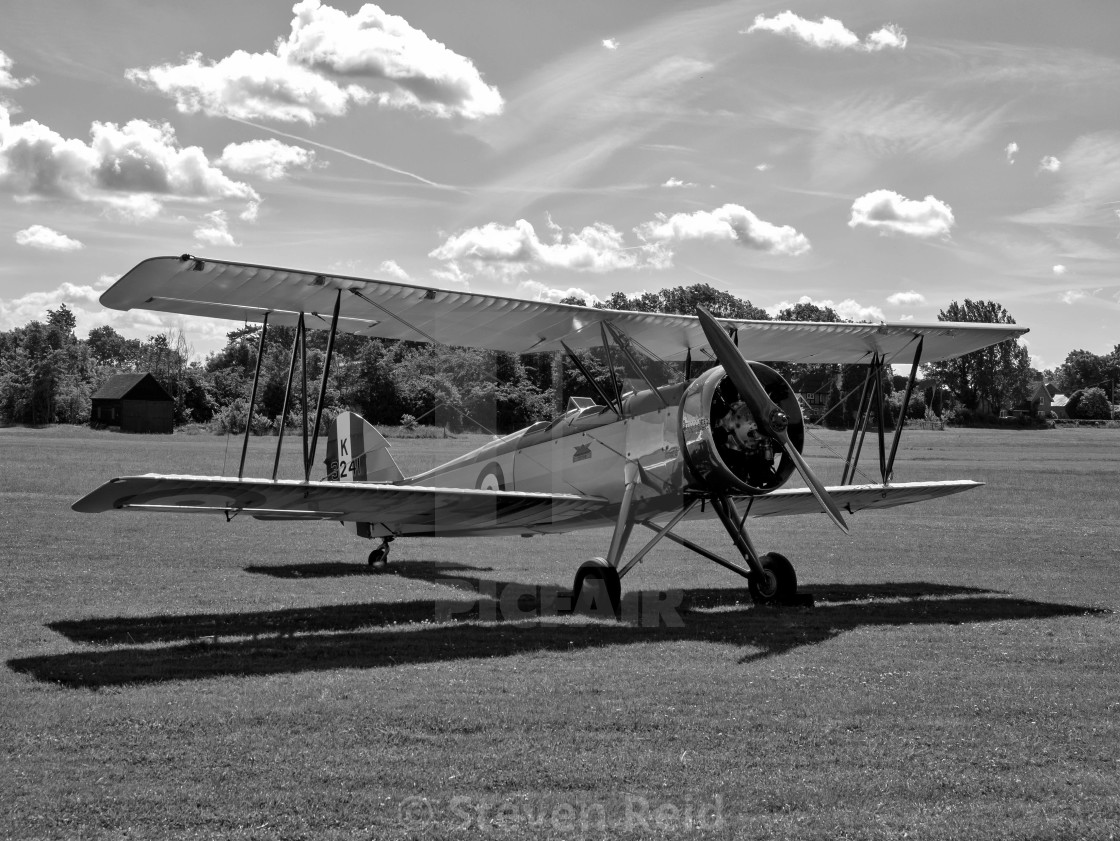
top-left (227, 117), bottom-right (462, 192)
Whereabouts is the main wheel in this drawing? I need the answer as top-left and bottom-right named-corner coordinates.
top-left (367, 542), bottom-right (390, 569)
top-left (747, 552), bottom-right (798, 605)
top-left (571, 558), bottom-right (622, 620)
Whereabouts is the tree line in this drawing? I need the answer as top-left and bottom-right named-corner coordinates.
top-left (1, 286), bottom-right (1115, 432)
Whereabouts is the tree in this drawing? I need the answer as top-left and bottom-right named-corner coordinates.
top-left (1066, 387), bottom-right (1112, 420)
top-left (923, 299), bottom-right (1031, 417)
top-left (598, 283), bottom-right (770, 320)
top-left (1054, 349), bottom-right (1107, 394)
top-left (46, 304), bottom-right (77, 346)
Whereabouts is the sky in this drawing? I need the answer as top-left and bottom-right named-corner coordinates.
top-left (1, 0), bottom-right (1118, 370)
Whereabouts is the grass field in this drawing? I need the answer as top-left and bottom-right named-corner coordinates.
top-left (2, 424), bottom-right (1118, 840)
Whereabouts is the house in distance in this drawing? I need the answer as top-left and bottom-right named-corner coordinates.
top-left (90, 373), bottom-right (174, 434)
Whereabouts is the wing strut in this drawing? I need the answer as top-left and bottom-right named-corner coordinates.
top-left (272, 312), bottom-right (305, 481)
top-left (841, 352), bottom-right (889, 486)
top-left (885, 335), bottom-right (923, 482)
top-left (306, 289), bottom-right (342, 481)
top-left (560, 341), bottom-right (620, 416)
top-left (238, 311), bottom-right (269, 479)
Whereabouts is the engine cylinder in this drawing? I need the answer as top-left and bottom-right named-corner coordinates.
top-left (677, 364), bottom-right (804, 495)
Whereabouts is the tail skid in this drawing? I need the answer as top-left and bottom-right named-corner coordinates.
top-left (324, 411), bottom-right (405, 484)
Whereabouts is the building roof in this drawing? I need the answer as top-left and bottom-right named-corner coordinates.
top-left (91, 372), bottom-right (172, 401)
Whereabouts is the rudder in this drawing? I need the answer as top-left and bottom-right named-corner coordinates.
top-left (324, 411), bottom-right (405, 483)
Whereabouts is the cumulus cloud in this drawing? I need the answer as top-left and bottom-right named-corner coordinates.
top-left (194, 210), bottom-right (237, 246)
top-left (1005, 142), bottom-right (1019, 164)
top-left (849, 189), bottom-right (955, 238)
top-left (430, 218), bottom-right (662, 274)
top-left (637, 203), bottom-right (811, 256)
top-left (602, 38), bottom-right (620, 50)
top-left (431, 206), bottom-right (811, 281)
top-left (127, 0), bottom-right (502, 123)
top-left (1038, 155), bottom-right (1061, 173)
top-left (0, 50), bottom-right (36, 89)
top-left (217, 139), bottom-right (316, 180)
top-left (14, 225), bottom-right (83, 252)
top-left (661, 177), bottom-right (696, 188)
top-left (1052, 264), bottom-right (1067, 275)
top-left (1060, 290), bottom-right (1086, 304)
top-left (0, 104), bottom-right (259, 220)
top-left (516, 279), bottom-right (599, 305)
top-left (0, 274), bottom-right (229, 348)
top-left (771, 295), bottom-right (885, 323)
top-left (377, 259), bottom-right (410, 281)
top-left (745, 12), bottom-right (906, 52)
top-left (886, 290), bottom-right (926, 306)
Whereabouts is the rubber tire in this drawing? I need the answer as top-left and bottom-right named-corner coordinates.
top-left (571, 558), bottom-right (622, 620)
top-left (368, 544), bottom-right (390, 568)
top-left (747, 552), bottom-right (798, 605)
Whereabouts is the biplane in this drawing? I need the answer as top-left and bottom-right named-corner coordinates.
top-left (74, 255), bottom-right (1028, 613)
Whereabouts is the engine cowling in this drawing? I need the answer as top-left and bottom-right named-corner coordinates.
top-left (677, 364), bottom-right (804, 495)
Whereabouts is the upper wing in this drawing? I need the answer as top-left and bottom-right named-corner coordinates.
top-left (73, 474), bottom-right (609, 537)
top-left (733, 479), bottom-right (982, 518)
top-left (100, 255), bottom-right (1028, 365)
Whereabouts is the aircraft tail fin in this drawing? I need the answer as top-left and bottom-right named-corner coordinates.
top-left (324, 411), bottom-right (405, 483)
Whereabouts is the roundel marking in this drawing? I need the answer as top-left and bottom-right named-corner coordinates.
top-left (476, 461), bottom-right (505, 491)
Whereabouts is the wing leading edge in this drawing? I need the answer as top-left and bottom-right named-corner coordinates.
top-left (73, 475), bottom-right (609, 537)
top-left (100, 256), bottom-right (1028, 365)
top-left (731, 479), bottom-right (982, 518)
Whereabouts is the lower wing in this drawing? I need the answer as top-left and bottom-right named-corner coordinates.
top-left (73, 474), bottom-right (608, 536)
top-left (736, 479), bottom-right (982, 518)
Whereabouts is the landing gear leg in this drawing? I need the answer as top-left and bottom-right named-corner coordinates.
top-left (368, 537), bottom-right (392, 570)
top-left (710, 495), bottom-right (807, 606)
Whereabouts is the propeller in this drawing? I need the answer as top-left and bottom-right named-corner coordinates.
top-left (696, 306), bottom-right (849, 534)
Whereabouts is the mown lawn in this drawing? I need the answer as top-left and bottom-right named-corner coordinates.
top-left (1, 424), bottom-right (1118, 840)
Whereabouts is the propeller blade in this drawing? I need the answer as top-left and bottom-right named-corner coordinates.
top-left (696, 306), bottom-right (849, 534)
top-left (775, 428), bottom-right (850, 534)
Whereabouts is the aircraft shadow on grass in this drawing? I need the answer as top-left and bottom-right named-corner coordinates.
top-left (10, 561), bottom-right (1106, 689)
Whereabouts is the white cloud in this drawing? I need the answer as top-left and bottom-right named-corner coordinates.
top-left (1005, 141), bottom-right (1019, 164)
top-left (0, 50), bottom-right (35, 89)
top-left (602, 39), bottom-right (619, 50)
top-left (127, 0), bottom-right (502, 123)
top-left (516, 279), bottom-right (599, 305)
top-left (1011, 132), bottom-right (1120, 227)
top-left (661, 177), bottom-right (696, 188)
top-left (886, 290), bottom-right (925, 306)
top-left (1038, 155), bottom-right (1061, 173)
top-left (0, 104), bottom-right (259, 219)
top-left (745, 12), bottom-right (906, 51)
top-left (1052, 264), bottom-right (1067, 275)
top-left (637, 203), bottom-right (811, 256)
top-left (377, 259), bottom-right (410, 281)
top-left (218, 139), bottom-right (316, 180)
top-left (864, 25), bottom-right (908, 52)
top-left (755, 163), bottom-right (771, 172)
top-left (770, 295), bottom-right (885, 323)
top-left (14, 225), bottom-right (83, 252)
top-left (0, 275), bottom-right (231, 351)
top-left (194, 210), bottom-right (237, 247)
top-left (1060, 290), bottom-right (1086, 304)
top-left (431, 218), bottom-right (661, 274)
top-left (849, 190), bottom-right (955, 238)
top-left (0, 276), bottom-right (112, 331)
